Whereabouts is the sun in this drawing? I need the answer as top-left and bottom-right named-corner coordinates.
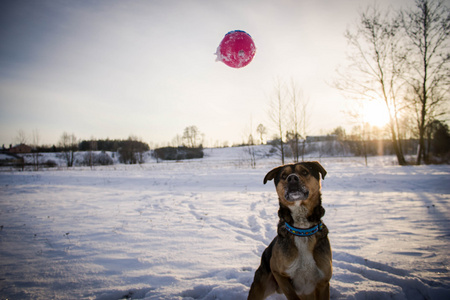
top-left (362, 101), bottom-right (391, 128)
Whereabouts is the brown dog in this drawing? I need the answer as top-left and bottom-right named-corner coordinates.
top-left (248, 162), bottom-right (332, 300)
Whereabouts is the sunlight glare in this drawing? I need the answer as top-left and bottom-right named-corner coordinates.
top-left (362, 101), bottom-right (391, 127)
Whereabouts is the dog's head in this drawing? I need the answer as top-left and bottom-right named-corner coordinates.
top-left (263, 161), bottom-right (326, 211)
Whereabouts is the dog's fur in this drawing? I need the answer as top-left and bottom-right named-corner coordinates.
top-left (248, 162), bottom-right (332, 300)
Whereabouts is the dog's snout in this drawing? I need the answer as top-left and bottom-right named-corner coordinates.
top-left (287, 174), bottom-right (299, 183)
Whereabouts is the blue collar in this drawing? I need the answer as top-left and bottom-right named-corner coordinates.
top-left (285, 222), bottom-right (323, 237)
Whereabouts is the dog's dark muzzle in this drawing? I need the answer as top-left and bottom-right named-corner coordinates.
top-left (285, 174), bottom-right (309, 201)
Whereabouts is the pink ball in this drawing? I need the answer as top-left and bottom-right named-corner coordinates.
top-left (216, 30), bottom-right (256, 68)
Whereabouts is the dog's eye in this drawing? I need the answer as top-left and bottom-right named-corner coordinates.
top-left (300, 170), bottom-right (309, 176)
top-left (281, 173), bottom-right (288, 180)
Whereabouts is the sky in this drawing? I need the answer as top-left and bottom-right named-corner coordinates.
top-left (0, 0), bottom-right (413, 148)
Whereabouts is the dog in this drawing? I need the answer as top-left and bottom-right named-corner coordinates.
top-left (248, 161), bottom-right (332, 300)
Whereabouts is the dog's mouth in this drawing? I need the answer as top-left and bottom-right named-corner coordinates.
top-left (283, 173), bottom-right (310, 202)
top-left (284, 186), bottom-right (309, 202)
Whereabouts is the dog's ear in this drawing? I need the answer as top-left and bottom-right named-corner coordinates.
top-left (263, 165), bottom-right (284, 185)
top-left (303, 161), bottom-right (327, 180)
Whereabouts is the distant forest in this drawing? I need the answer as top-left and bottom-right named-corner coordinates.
top-left (32, 138), bottom-right (149, 153)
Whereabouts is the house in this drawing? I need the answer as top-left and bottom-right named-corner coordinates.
top-left (9, 144), bottom-right (32, 154)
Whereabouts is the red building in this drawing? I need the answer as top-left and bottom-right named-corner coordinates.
top-left (9, 144), bottom-right (32, 154)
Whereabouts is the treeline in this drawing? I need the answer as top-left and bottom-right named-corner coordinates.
top-left (153, 146), bottom-right (204, 161)
top-left (35, 136), bottom-right (204, 166)
top-left (79, 139), bottom-right (149, 152)
top-left (32, 136), bottom-right (150, 167)
top-left (8, 126), bottom-right (207, 168)
top-left (35, 138), bottom-right (149, 153)
top-left (77, 137), bottom-right (150, 165)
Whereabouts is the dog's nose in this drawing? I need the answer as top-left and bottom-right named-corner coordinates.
top-left (286, 174), bottom-right (299, 183)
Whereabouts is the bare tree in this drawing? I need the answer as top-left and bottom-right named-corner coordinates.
top-left (256, 124), bottom-right (267, 144)
top-left (401, 0), bottom-right (450, 164)
top-left (171, 134), bottom-right (183, 147)
top-left (346, 103), bottom-right (371, 166)
top-left (15, 129), bottom-right (28, 145)
top-left (336, 5), bottom-right (408, 165)
top-left (59, 132), bottom-right (78, 167)
top-left (268, 79), bottom-right (286, 164)
top-left (182, 126), bottom-right (202, 148)
top-left (85, 138), bottom-right (97, 169)
top-left (287, 80), bottom-right (311, 162)
top-left (31, 129), bottom-right (40, 170)
top-left (287, 80), bottom-right (301, 162)
top-left (300, 98), bottom-right (311, 161)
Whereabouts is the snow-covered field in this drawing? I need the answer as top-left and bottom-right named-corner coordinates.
top-left (0, 147), bottom-right (449, 300)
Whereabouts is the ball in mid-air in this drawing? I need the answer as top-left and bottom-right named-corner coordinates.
top-left (216, 30), bottom-right (256, 68)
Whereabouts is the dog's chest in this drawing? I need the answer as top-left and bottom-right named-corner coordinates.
top-left (285, 236), bottom-right (324, 296)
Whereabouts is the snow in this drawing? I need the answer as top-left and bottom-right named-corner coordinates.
top-left (0, 148), bottom-right (449, 300)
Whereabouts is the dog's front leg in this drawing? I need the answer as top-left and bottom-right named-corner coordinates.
top-left (248, 266), bottom-right (277, 300)
top-left (272, 271), bottom-right (301, 300)
top-left (313, 281), bottom-right (330, 300)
